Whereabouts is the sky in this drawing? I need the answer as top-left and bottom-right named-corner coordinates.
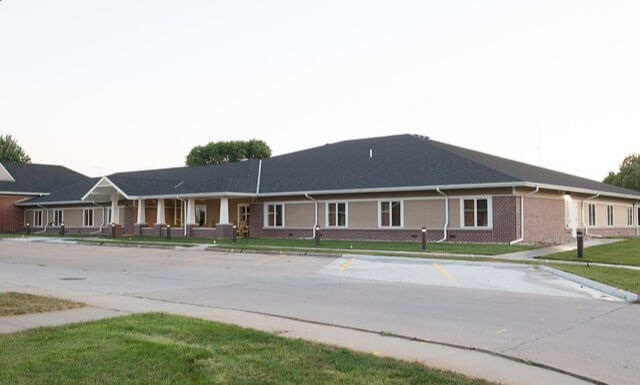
top-left (1, 1), bottom-right (639, 180)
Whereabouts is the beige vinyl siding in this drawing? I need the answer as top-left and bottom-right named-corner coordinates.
top-left (317, 202), bottom-right (326, 227)
top-left (204, 200), bottom-right (220, 226)
top-left (284, 203), bottom-right (314, 228)
top-left (347, 201), bottom-right (377, 228)
top-left (403, 199), bottom-right (445, 229)
top-left (448, 199), bottom-right (460, 229)
top-left (64, 209), bottom-right (83, 227)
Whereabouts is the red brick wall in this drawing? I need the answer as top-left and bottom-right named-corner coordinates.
top-left (523, 197), bottom-right (572, 244)
top-left (0, 195), bottom-right (27, 233)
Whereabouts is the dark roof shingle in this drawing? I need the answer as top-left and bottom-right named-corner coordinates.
top-left (0, 162), bottom-right (87, 195)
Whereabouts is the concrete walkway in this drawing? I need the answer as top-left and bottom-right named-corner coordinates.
top-left (498, 238), bottom-right (622, 261)
top-left (0, 285), bottom-right (594, 385)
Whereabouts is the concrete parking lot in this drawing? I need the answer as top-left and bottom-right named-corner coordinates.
top-left (0, 239), bottom-right (638, 385)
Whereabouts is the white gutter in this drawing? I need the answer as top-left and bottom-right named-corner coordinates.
top-left (435, 188), bottom-right (448, 243)
top-left (304, 193), bottom-right (318, 239)
top-left (582, 192), bottom-right (601, 238)
top-left (510, 185), bottom-right (539, 245)
top-left (0, 191), bottom-right (49, 196)
top-left (89, 201), bottom-right (106, 234)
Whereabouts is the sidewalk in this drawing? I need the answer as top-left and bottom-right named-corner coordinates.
top-left (498, 238), bottom-right (622, 261)
top-left (0, 284), bottom-right (596, 385)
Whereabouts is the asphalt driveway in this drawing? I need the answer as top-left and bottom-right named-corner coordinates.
top-left (0, 239), bottom-right (638, 385)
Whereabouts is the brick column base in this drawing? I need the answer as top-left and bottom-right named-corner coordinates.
top-left (156, 224), bottom-right (165, 237)
top-left (216, 224), bottom-right (235, 239)
top-left (111, 224), bottom-right (122, 238)
top-left (185, 224), bottom-right (194, 238)
top-left (134, 224), bottom-right (144, 236)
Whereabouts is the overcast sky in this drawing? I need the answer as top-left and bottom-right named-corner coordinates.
top-left (1, 1), bottom-right (639, 180)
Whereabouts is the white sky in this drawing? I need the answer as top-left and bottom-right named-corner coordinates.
top-left (1, 1), bottom-right (639, 180)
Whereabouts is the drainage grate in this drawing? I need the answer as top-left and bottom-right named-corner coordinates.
top-left (58, 277), bottom-right (86, 281)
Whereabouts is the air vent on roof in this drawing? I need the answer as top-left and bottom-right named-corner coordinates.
top-left (174, 181), bottom-right (185, 189)
top-left (369, 149), bottom-right (373, 159)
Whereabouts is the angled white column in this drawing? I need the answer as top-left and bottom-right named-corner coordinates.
top-left (219, 198), bottom-right (229, 224)
top-left (186, 199), bottom-right (196, 225)
top-left (137, 199), bottom-right (146, 225)
top-left (156, 199), bottom-right (166, 225)
top-left (111, 194), bottom-right (120, 225)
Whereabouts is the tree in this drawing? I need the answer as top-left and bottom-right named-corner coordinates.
top-left (603, 154), bottom-right (640, 192)
top-left (186, 139), bottom-right (271, 166)
top-left (0, 134), bottom-right (31, 163)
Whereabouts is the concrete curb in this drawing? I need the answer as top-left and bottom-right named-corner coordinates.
top-left (539, 265), bottom-right (639, 302)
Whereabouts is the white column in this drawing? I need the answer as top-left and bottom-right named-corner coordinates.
top-left (111, 194), bottom-right (120, 225)
top-left (219, 197), bottom-right (229, 224)
top-left (137, 199), bottom-right (146, 225)
top-left (156, 199), bottom-right (166, 225)
top-left (186, 199), bottom-right (196, 225)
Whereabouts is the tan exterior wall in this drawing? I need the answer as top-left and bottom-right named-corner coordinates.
top-left (317, 202), bottom-right (325, 227)
top-left (404, 199), bottom-right (445, 229)
top-left (348, 201), bottom-right (378, 228)
top-left (284, 202), bottom-right (314, 228)
top-left (448, 199), bottom-right (460, 229)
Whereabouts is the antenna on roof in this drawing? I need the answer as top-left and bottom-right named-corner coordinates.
top-left (369, 149), bottom-right (373, 159)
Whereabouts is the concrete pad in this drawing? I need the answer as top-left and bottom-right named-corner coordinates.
top-left (321, 255), bottom-right (620, 301)
top-left (0, 306), bottom-right (124, 334)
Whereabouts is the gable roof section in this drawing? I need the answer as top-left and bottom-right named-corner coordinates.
top-left (17, 177), bottom-right (102, 206)
top-left (102, 159), bottom-right (261, 198)
top-left (0, 162), bottom-right (88, 195)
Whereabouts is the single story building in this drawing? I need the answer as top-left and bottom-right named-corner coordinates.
top-left (14, 134), bottom-right (640, 244)
top-left (0, 161), bottom-right (87, 233)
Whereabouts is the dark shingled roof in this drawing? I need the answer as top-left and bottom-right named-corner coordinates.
top-left (106, 159), bottom-right (261, 197)
top-left (0, 162), bottom-right (88, 195)
top-left (259, 134), bottom-right (640, 197)
top-left (18, 177), bottom-right (102, 206)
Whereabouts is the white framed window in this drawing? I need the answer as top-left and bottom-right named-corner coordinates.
top-left (265, 203), bottom-right (284, 227)
top-left (326, 202), bottom-right (348, 227)
top-left (106, 208), bottom-right (112, 225)
top-left (607, 205), bottom-right (614, 227)
top-left (379, 200), bottom-right (402, 228)
top-left (83, 209), bottom-right (94, 227)
top-left (195, 204), bottom-right (207, 226)
top-left (238, 204), bottom-right (250, 226)
top-left (627, 207), bottom-right (634, 227)
top-left (53, 209), bottom-right (64, 226)
top-left (33, 210), bottom-right (44, 227)
top-left (588, 203), bottom-right (596, 227)
top-left (460, 197), bottom-right (492, 228)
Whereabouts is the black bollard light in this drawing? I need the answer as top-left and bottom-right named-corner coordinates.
top-left (60, 223), bottom-right (65, 237)
top-left (315, 225), bottom-right (321, 246)
top-left (166, 225), bottom-right (171, 239)
top-left (232, 225), bottom-right (237, 242)
top-left (421, 227), bottom-right (427, 250)
top-left (26, 223), bottom-right (31, 235)
top-left (577, 229), bottom-right (584, 259)
top-left (111, 223), bottom-right (116, 238)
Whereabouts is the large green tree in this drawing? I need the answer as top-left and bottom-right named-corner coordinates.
top-left (603, 154), bottom-right (640, 191)
top-left (0, 134), bottom-right (31, 163)
top-left (186, 139), bottom-right (271, 166)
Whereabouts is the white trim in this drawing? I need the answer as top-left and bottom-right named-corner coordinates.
top-left (264, 202), bottom-right (285, 228)
top-left (127, 192), bottom-right (257, 200)
top-left (587, 203), bottom-right (597, 227)
top-left (52, 209), bottom-right (64, 226)
top-left (0, 191), bottom-right (48, 196)
top-left (195, 204), bottom-right (207, 225)
top-left (0, 163), bottom-right (15, 182)
top-left (606, 205), bottom-right (615, 227)
top-left (325, 201), bottom-right (348, 228)
top-left (459, 196), bottom-right (493, 229)
top-left (378, 199), bottom-right (404, 228)
top-left (237, 203), bottom-right (250, 226)
top-left (32, 209), bottom-right (44, 227)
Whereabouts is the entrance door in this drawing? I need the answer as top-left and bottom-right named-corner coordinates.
top-left (238, 204), bottom-right (250, 236)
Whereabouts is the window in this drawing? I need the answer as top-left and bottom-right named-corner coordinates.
top-left (461, 198), bottom-right (491, 228)
top-left (327, 202), bottom-right (347, 227)
top-left (266, 204), bottom-right (283, 227)
top-left (607, 205), bottom-right (614, 227)
top-left (53, 210), bottom-right (64, 226)
top-left (33, 210), bottom-right (43, 227)
top-left (588, 204), bottom-right (596, 227)
top-left (195, 204), bottom-right (207, 226)
top-left (238, 204), bottom-right (250, 226)
top-left (83, 209), bottom-right (94, 227)
top-left (628, 207), bottom-right (634, 227)
top-left (380, 200), bottom-right (402, 227)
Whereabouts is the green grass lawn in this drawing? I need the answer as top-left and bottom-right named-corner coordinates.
top-left (0, 292), bottom-right (84, 317)
top-left (0, 313), bottom-right (495, 385)
top-left (541, 238), bottom-right (640, 266)
top-left (76, 235), bottom-right (534, 256)
top-left (549, 264), bottom-right (640, 296)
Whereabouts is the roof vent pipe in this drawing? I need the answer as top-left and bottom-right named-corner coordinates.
top-left (369, 149), bottom-right (373, 159)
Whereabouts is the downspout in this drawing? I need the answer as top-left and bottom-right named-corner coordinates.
top-left (582, 192), bottom-right (601, 238)
top-left (436, 188), bottom-right (448, 243)
top-left (89, 201), bottom-right (104, 234)
top-left (177, 196), bottom-right (187, 237)
top-left (510, 184), bottom-right (539, 245)
top-left (304, 193), bottom-right (318, 239)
